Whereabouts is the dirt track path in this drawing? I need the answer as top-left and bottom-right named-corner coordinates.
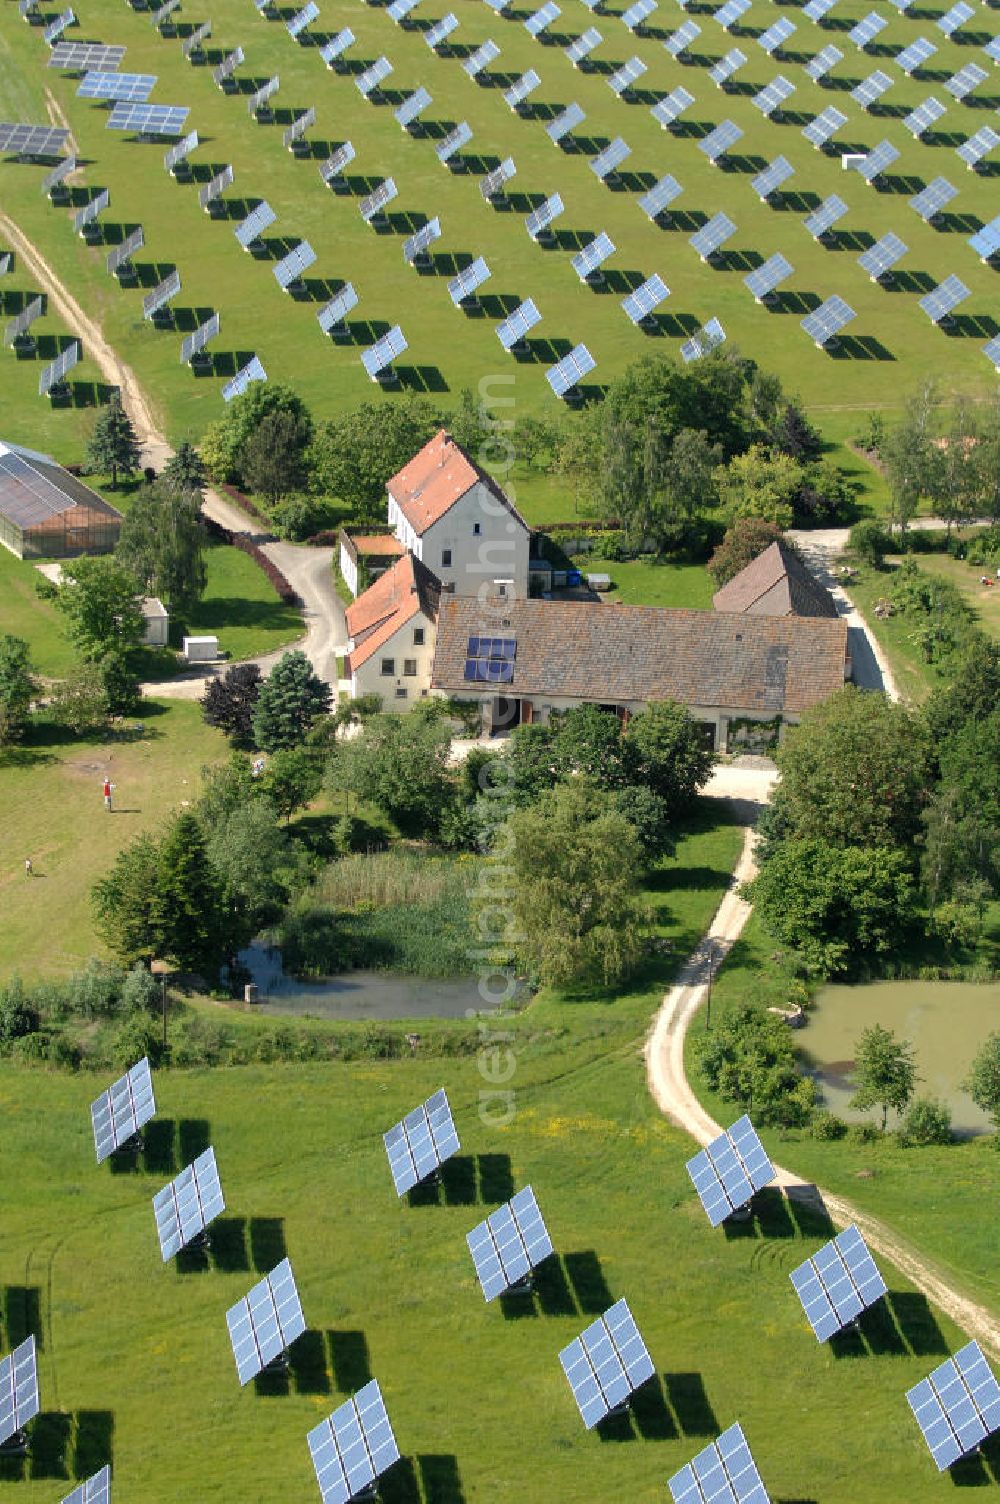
top-left (645, 813), bottom-right (1000, 1363)
top-left (0, 208), bottom-right (346, 685)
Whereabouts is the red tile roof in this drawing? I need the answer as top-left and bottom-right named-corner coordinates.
top-left (346, 552), bottom-right (439, 674)
top-left (432, 597), bottom-right (847, 715)
top-left (386, 429), bottom-right (528, 536)
top-left (712, 540), bottom-right (839, 619)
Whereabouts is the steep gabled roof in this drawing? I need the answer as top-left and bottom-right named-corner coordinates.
top-left (386, 429), bottom-right (528, 537)
top-left (346, 552), bottom-right (440, 673)
top-left (432, 597), bottom-right (847, 714)
top-left (712, 540), bottom-right (839, 619)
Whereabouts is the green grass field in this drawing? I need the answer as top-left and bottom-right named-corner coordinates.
top-left (907, 549), bottom-right (1000, 641)
top-left (0, 548), bottom-right (78, 678)
top-left (574, 555), bottom-right (715, 605)
top-left (169, 537), bottom-right (304, 659)
top-left (1, 0), bottom-right (998, 469)
top-left (0, 699), bottom-right (227, 979)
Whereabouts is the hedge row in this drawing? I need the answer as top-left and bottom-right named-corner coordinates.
top-left (203, 517), bottom-right (301, 607)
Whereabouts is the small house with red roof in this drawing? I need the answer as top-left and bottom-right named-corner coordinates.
top-left (385, 429), bottom-right (530, 600)
top-left (344, 551), bottom-right (440, 709)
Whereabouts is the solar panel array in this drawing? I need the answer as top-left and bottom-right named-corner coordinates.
top-left (425, 13), bottom-right (459, 49)
top-left (359, 178), bottom-right (397, 224)
top-left (547, 103), bottom-right (586, 145)
top-left (919, 274), bottom-right (970, 323)
top-left (984, 335), bottom-right (1000, 371)
top-left (945, 62), bottom-right (987, 101)
top-left (752, 75), bottom-right (795, 118)
top-left (680, 316), bottom-right (726, 362)
top-left (43, 9), bottom-right (75, 45)
top-left (273, 240), bottom-right (316, 290)
top-left (287, 0), bottom-right (318, 38)
top-left (803, 106), bottom-right (848, 150)
top-left (222, 354), bottom-right (266, 401)
top-left (710, 48), bottom-right (747, 87)
top-left (848, 10), bottom-right (887, 48)
top-left (198, 164), bottom-right (233, 211)
top-left (652, 86), bottom-right (695, 129)
top-left (283, 107), bottom-right (316, 150)
top-left (402, 217), bottom-right (441, 265)
top-left (547, 342), bottom-right (595, 397)
top-left (468, 1186), bottom-right (554, 1300)
top-left (437, 121), bottom-right (473, 164)
top-left (910, 176), bottom-right (957, 221)
top-left (78, 70), bottom-right (155, 101)
top-left (590, 137), bottom-right (631, 182)
top-left (851, 70), bottom-right (894, 110)
top-left (463, 39), bottom-right (499, 78)
top-left (525, 2), bottom-right (560, 37)
top-left (248, 76), bottom-right (279, 115)
top-left (802, 293), bottom-right (856, 345)
top-left (73, 188), bottom-right (109, 233)
top-left (907, 1341), bottom-right (1000, 1470)
top-left (0, 122), bottom-right (70, 155)
top-left (758, 17), bottom-right (795, 54)
top-left (525, 192), bottom-right (563, 239)
top-left (384, 1088), bottom-right (460, 1194)
top-left (107, 225), bottom-right (143, 275)
top-left (665, 21), bottom-right (701, 59)
top-left (395, 87), bottom-right (432, 131)
top-left (182, 20), bottom-right (212, 59)
top-left (91, 1057), bottom-right (155, 1163)
top-left (4, 295), bottom-right (43, 346)
top-left (37, 338), bottom-right (79, 394)
top-left (904, 96), bottom-right (947, 139)
top-left (356, 57), bottom-right (392, 99)
top-left (716, 0), bottom-right (750, 30)
top-left (235, 201), bottom-right (276, 248)
top-left (497, 296), bottom-right (541, 350)
top-left (319, 142), bottom-right (355, 184)
top-left (668, 1422), bottom-right (769, 1503)
top-left (307, 1381), bottom-right (401, 1504)
top-left (163, 129), bottom-right (198, 172)
top-left (573, 231), bottom-right (616, 282)
top-left (690, 211), bottom-right (736, 262)
top-left (566, 28), bottom-right (602, 65)
top-left (640, 173), bottom-right (682, 220)
top-left (686, 1116), bottom-right (775, 1225)
top-left (559, 1299), bottom-right (655, 1428)
top-left (958, 126), bottom-right (1000, 171)
top-left (622, 0), bottom-right (656, 31)
top-left (622, 271), bottom-right (669, 324)
top-left (180, 310), bottom-right (220, 362)
top-left (213, 46), bottom-right (243, 85)
top-left (226, 1259), bottom-right (307, 1386)
top-left (857, 140), bottom-right (900, 183)
top-left (480, 157), bottom-right (515, 200)
top-left (0, 1337), bottom-right (39, 1446)
top-left (790, 1224), bottom-right (887, 1341)
top-left (49, 41), bottom-right (125, 69)
top-left (504, 69), bottom-right (541, 109)
top-left (317, 283), bottom-right (359, 333)
top-left (153, 1146), bottom-right (225, 1260)
top-left (320, 28), bottom-right (354, 65)
top-left (897, 36), bottom-right (937, 73)
top-left (858, 231), bottom-right (909, 281)
top-left (449, 256), bottom-right (491, 305)
top-left (60, 1466), bottom-right (111, 1504)
top-left (938, 0), bottom-right (974, 35)
top-left (107, 102), bottom-right (188, 135)
top-left (699, 119), bottom-right (743, 164)
top-left (463, 634), bottom-right (516, 683)
top-left (745, 251), bottom-right (793, 301)
top-left (804, 44), bottom-right (843, 83)
top-left (143, 269), bottom-right (180, 319)
top-left (608, 56), bottom-right (647, 96)
top-left (969, 217), bottom-right (1000, 262)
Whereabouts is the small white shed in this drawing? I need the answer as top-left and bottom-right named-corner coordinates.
top-left (141, 597), bottom-right (169, 647)
top-left (182, 634), bottom-right (219, 663)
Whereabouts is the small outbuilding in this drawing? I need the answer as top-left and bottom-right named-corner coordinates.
top-left (711, 540), bottom-right (840, 620)
top-left (141, 597), bottom-right (170, 647)
top-left (0, 439), bottom-right (122, 559)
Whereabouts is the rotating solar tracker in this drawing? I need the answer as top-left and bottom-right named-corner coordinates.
top-left (49, 41), bottom-right (125, 69)
top-left (287, 1), bottom-right (318, 38)
top-left (984, 36), bottom-right (1000, 63)
top-left (39, 341), bottom-right (79, 397)
top-left (851, 70), bottom-right (893, 110)
top-left (652, 86), bottom-right (695, 129)
top-left (907, 1341), bottom-right (1000, 1471)
top-left (665, 21), bottom-right (701, 58)
top-left (622, 0), bottom-right (656, 30)
top-left (463, 39), bottom-right (499, 78)
top-left (680, 317), bottom-right (725, 362)
top-left (525, 1), bottom-right (560, 36)
top-left (480, 157), bottom-right (516, 200)
top-left (857, 140), bottom-right (900, 184)
top-left (179, 311), bottom-right (220, 364)
top-left (143, 270), bottom-right (180, 320)
top-left (858, 231), bottom-right (908, 282)
top-left (909, 176), bottom-right (957, 221)
top-left (448, 256), bottom-right (491, 306)
top-left (42, 155), bottom-right (76, 197)
top-left (945, 63), bottom-right (986, 101)
top-left (689, 212), bottom-right (736, 262)
top-left (359, 178), bottom-right (397, 224)
top-left (897, 37), bottom-right (937, 74)
top-left (284, 107), bottom-right (316, 151)
top-left (608, 56), bottom-right (647, 96)
top-left (0, 254), bottom-right (11, 277)
top-left (566, 28), bottom-right (602, 65)
top-left (958, 127), bottom-right (1000, 171)
top-left (317, 284), bottom-right (358, 334)
top-left (107, 226), bottom-right (144, 276)
top-left (496, 297), bottom-right (540, 351)
top-left (319, 142), bottom-right (356, 185)
top-left (273, 241), bottom-right (316, 290)
top-left (164, 130), bottom-right (198, 173)
top-left (559, 1299), bottom-right (655, 1428)
top-left (320, 28), bottom-right (354, 65)
top-left (622, 272), bottom-right (669, 324)
top-left (710, 49), bottom-right (747, 87)
top-left (983, 335), bottom-right (1000, 372)
top-left (668, 1422), bottom-right (770, 1503)
top-left (803, 0), bottom-right (837, 20)
top-left (744, 252), bottom-right (792, 302)
top-left (227, 1259), bottom-right (306, 1385)
top-left (387, 0), bottom-right (420, 19)
top-left (0, 123), bottom-right (70, 156)
top-left (698, 120), bottom-right (743, 164)
top-left (504, 70), bottom-right (541, 111)
top-left (715, 0), bottom-right (750, 30)
top-left (4, 296), bottom-right (43, 347)
top-left (91, 1056), bottom-right (155, 1163)
top-left (590, 137), bottom-right (630, 182)
top-left (73, 188), bottom-right (109, 234)
top-left (848, 10), bottom-right (886, 48)
top-left (751, 156), bottom-right (794, 202)
top-left (805, 44), bottom-right (843, 83)
top-left (639, 173), bottom-right (682, 220)
top-left (547, 344), bottom-right (595, 398)
top-left (44, 10), bottom-right (75, 45)
top-left (757, 17), bottom-right (795, 55)
top-left (437, 122), bottom-right (473, 164)
top-left (0, 1337), bottom-right (39, 1449)
top-left (903, 97), bottom-right (947, 139)
top-left (356, 57), bottom-right (392, 99)
top-left (384, 1088), bottom-right (459, 1194)
top-left (572, 232), bottom-right (615, 282)
top-left (395, 87), bottom-right (432, 131)
top-left (198, 164), bottom-right (233, 211)
top-left (752, 76), bottom-right (795, 121)
top-left (222, 355), bottom-right (266, 402)
top-left (248, 77), bottom-right (279, 117)
top-left (426, 13), bottom-right (458, 49)
top-left (938, 0), bottom-right (973, 35)
top-left (307, 1381), bottom-right (400, 1504)
top-left (969, 217), bottom-right (1000, 262)
top-left (182, 21), bottom-right (212, 59)
top-left (547, 102), bottom-right (585, 145)
top-left (153, 1146), bottom-right (225, 1260)
top-left (402, 217), bottom-right (441, 265)
top-left (151, 0), bottom-right (180, 27)
top-left (919, 275), bottom-right (970, 325)
top-left (213, 47), bottom-right (243, 86)
top-left (61, 1466), bottom-right (111, 1504)
top-left (790, 1224), bottom-right (886, 1341)
top-left (108, 102), bottom-right (188, 135)
top-left (685, 1115), bottom-right (775, 1225)
top-left (525, 193), bottom-right (564, 239)
top-left (468, 1186), bottom-right (554, 1300)
top-left (801, 294), bottom-right (856, 347)
top-left (78, 71), bottom-right (156, 102)
top-left (803, 106), bottom-right (847, 149)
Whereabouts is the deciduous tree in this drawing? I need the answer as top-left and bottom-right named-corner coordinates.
top-left (242, 410), bottom-right (313, 507)
top-left (964, 1032), bottom-right (1000, 1130)
top-left (329, 708), bottom-right (453, 836)
top-left (199, 383), bottom-right (314, 488)
top-left (201, 664), bottom-right (262, 748)
top-left (116, 480), bottom-right (207, 616)
top-left (624, 699), bottom-right (715, 816)
top-left (49, 659), bottom-right (109, 736)
top-left (310, 397), bottom-right (441, 512)
top-left (45, 556), bottom-right (144, 662)
top-left (716, 444), bottom-right (803, 530)
top-left (708, 517), bottom-right (786, 587)
top-left (850, 1023), bottom-right (919, 1131)
top-left (0, 635), bottom-right (36, 746)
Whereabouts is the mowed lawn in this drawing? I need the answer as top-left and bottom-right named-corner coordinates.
top-left (0, 1042), bottom-right (986, 1504)
top-left (905, 550), bottom-right (1000, 642)
top-left (169, 538), bottom-right (304, 661)
top-left (0, 548), bottom-right (77, 679)
top-left (577, 556), bottom-right (715, 606)
top-left (1, 0), bottom-right (999, 468)
top-left (0, 700), bottom-right (227, 979)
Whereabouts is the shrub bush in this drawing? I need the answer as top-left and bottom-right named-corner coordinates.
top-left (848, 520), bottom-right (891, 568)
top-left (0, 977), bottom-right (39, 1048)
top-left (811, 1110), bottom-right (848, 1141)
top-left (899, 1096), bottom-right (953, 1146)
top-left (847, 1122), bottom-right (881, 1145)
top-left (111, 1014), bottom-right (163, 1073)
top-left (66, 959), bottom-right (126, 1019)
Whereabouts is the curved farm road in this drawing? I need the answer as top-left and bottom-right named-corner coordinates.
top-left (646, 791), bottom-right (1000, 1363)
top-left (0, 210), bottom-right (345, 690)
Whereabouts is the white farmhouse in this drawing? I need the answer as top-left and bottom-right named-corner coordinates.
top-left (385, 429), bottom-right (530, 600)
top-left (344, 551), bottom-right (440, 711)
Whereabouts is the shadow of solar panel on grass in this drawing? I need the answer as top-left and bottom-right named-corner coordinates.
top-left (941, 312), bottom-right (1000, 338)
top-left (379, 1454), bottom-right (467, 1504)
top-left (722, 1185), bottom-right (798, 1239)
top-left (0, 1407), bottom-right (113, 1484)
top-left (2, 1287), bottom-right (42, 1352)
top-left (328, 1329), bottom-right (372, 1393)
top-left (874, 172), bottom-right (928, 195)
top-left (826, 334), bottom-right (895, 359)
top-left (950, 1429), bottom-right (1000, 1487)
top-left (784, 1183), bottom-right (836, 1239)
top-left (820, 228), bottom-right (876, 251)
top-left (129, 260), bottom-right (178, 289)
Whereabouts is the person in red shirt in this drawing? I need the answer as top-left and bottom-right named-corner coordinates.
top-left (103, 778), bottom-right (114, 812)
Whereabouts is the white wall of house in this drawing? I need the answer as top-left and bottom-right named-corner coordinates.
top-left (388, 481), bottom-right (529, 599)
top-left (350, 611), bottom-right (436, 712)
top-left (339, 540), bottom-right (359, 597)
